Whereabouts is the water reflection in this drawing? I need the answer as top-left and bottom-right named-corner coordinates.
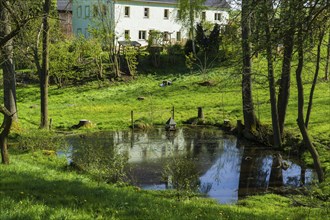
top-left (64, 127), bottom-right (315, 204)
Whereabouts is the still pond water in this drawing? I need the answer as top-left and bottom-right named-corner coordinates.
top-left (63, 127), bottom-right (314, 204)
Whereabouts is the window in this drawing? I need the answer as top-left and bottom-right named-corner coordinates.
top-left (177, 10), bottom-right (181, 19)
top-left (214, 13), bottom-right (221, 21)
top-left (124, 6), bottom-right (130, 17)
top-left (144, 8), bottom-right (149, 18)
top-left (124, 30), bottom-right (130, 40)
top-left (77, 6), bottom-right (82, 18)
top-left (139, 30), bottom-right (147, 40)
top-left (164, 9), bottom-right (169, 19)
top-left (176, 32), bottom-right (181, 41)
top-left (93, 5), bottom-right (98, 17)
top-left (201, 11), bottom-right (206, 20)
top-left (85, 6), bottom-right (90, 18)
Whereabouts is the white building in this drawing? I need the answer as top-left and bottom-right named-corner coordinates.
top-left (72, 0), bottom-right (230, 46)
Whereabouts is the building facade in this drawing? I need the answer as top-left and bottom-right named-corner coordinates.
top-left (72, 0), bottom-right (230, 46)
top-left (57, 0), bottom-right (73, 36)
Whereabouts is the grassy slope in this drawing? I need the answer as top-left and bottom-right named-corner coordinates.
top-left (1, 61), bottom-right (329, 219)
top-left (0, 152), bottom-right (328, 220)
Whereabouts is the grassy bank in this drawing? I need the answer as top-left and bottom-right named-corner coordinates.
top-left (1, 151), bottom-right (328, 220)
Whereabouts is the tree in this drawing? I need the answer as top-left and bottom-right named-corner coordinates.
top-left (39, 0), bottom-right (51, 129)
top-left (192, 22), bottom-right (222, 73)
top-left (178, 0), bottom-right (206, 55)
top-left (241, 0), bottom-right (257, 135)
top-left (277, 0), bottom-right (296, 137)
top-left (0, 0), bottom-right (17, 164)
top-left (90, 0), bottom-right (121, 78)
top-left (325, 30), bottom-right (330, 80)
top-left (296, 27), bottom-right (324, 183)
top-left (0, 0), bottom-right (17, 123)
top-left (0, 0), bottom-right (41, 163)
top-left (294, 1), bottom-right (325, 183)
top-left (261, 0), bottom-right (282, 148)
top-left (305, 24), bottom-right (327, 128)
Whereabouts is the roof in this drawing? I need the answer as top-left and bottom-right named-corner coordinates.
top-left (166, 118), bottom-right (177, 125)
top-left (57, 0), bottom-right (72, 11)
top-left (117, 0), bottom-right (230, 8)
top-left (118, 41), bottom-right (142, 47)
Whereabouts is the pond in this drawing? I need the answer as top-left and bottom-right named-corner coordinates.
top-left (61, 127), bottom-right (315, 204)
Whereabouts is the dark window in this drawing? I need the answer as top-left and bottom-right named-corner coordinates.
top-left (125, 30), bottom-right (130, 40)
top-left (164, 9), bottom-right (169, 19)
top-left (144, 8), bottom-right (149, 18)
top-left (214, 13), bottom-right (221, 21)
top-left (202, 11), bottom-right (206, 20)
top-left (139, 30), bottom-right (147, 40)
top-left (176, 32), bottom-right (181, 41)
top-left (125, 6), bottom-right (130, 17)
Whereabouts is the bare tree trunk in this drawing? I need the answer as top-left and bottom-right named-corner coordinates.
top-left (0, 0), bottom-right (16, 164)
top-left (263, 0), bottom-right (281, 148)
top-left (296, 27), bottom-right (324, 183)
top-left (40, 0), bottom-right (50, 129)
top-left (1, 0), bottom-right (17, 122)
top-left (305, 29), bottom-right (325, 128)
top-left (241, 0), bottom-right (257, 134)
top-left (0, 112), bottom-right (12, 164)
top-left (277, 0), bottom-right (295, 136)
top-left (325, 30), bottom-right (330, 81)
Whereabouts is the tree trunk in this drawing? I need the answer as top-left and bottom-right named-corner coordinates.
top-left (0, 0), bottom-right (16, 164)
top-left (40, 0), bottom-right (50, 129)
top-left (241, 0), bottom-right (257, 133)
top-left (296, 27), bottom-right (324, 183)
top-left (0, 0), bottom-right (18, 122)
top-left (189, 0), bottom-right (196, 55)
top-left (277, 0), bottom-right (295, 136)
top-left (263, 0), bottom-right (281, 148)
top-left (0, 113), bottom-right (12, 164)
top-left (305, 29), bottom-right (324, 128)
top-left (325, 30), bottom-right (330, 81)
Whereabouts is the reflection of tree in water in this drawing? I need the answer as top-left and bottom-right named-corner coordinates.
top-left (268, 154), bottom-right (284, 188)
top-left (238, 148), bottom-right (271, 197)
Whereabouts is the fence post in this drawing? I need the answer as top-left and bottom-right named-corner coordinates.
top-left (131, 110), bottom-right (134, 129)
top-left (198, 107), bottom-right (204, 120)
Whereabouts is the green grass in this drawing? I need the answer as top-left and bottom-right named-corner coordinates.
top-left (0, 59), bottom-right (329, 219)
top-left (1, 152), bottom-right (329, 220)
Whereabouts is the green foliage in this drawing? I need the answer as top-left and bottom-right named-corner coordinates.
top-left (148, 30), bottom-right (163, 46)
top-left (16, 130), bottom-right (66, 152)
top-left (163, 156), bottom-right (200, 192)
top-left (123, 46), bottom-right (139, 76)
top-left (49, 37), bottom-right (104, 86)
top-left (72, 140), bottom-right (129, 185)
top-left (195, 23), bottom-right (221, 56)
top-left (184, 39), bottom-right (199, 55)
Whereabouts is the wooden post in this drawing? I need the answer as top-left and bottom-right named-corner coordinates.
top-left (49, 118), bottom-right (52, 130)
top-left (198, 107), bottom-right (204, 119)
top-left (131, 110), bottom-right (134, 129)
